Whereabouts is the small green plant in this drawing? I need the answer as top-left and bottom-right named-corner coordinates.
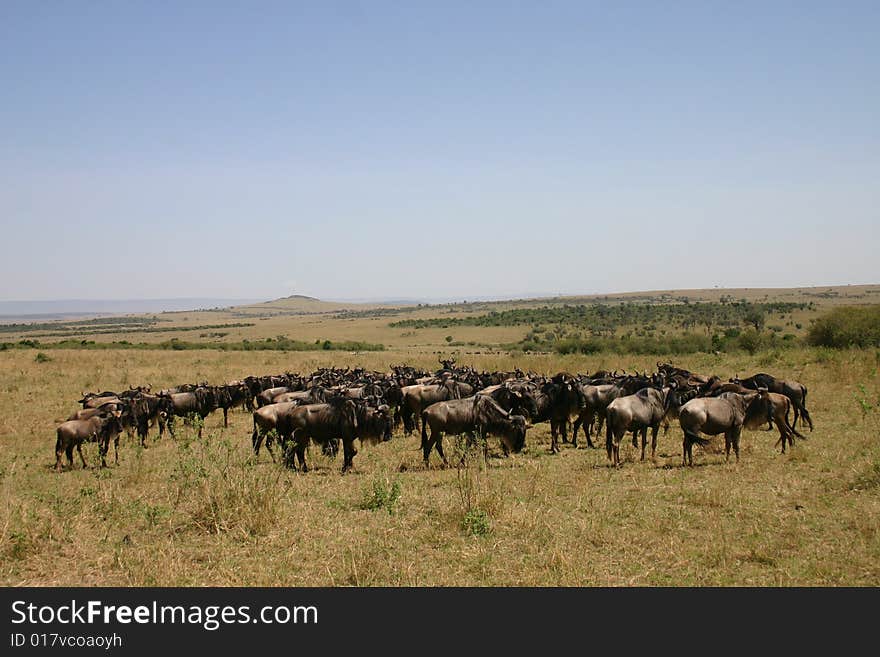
top-left (33, 352), bottom-right (51, 363)
top-left (853, 384), bottom-right (877, 416)
top-left (360, 475), bottom-right (401, 514)
top-left (462, 508), bottom-right (490, 536)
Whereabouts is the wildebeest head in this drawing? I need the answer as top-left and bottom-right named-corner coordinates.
top-left (377, 404), bottom-right (393, 442)
top-left (502, 414), bottom-right (528, 454)
top-left (742, 389), bottom-right (773, 430)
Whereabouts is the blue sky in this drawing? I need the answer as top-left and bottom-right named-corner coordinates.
top-left (2, 1), bottom-right (878, 302)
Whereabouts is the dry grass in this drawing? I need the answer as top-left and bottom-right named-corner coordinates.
top-left (1, 345), bottom-right (879, 586)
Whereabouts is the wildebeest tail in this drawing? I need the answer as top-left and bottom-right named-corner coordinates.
top-left (420, 412), bottom-right (429, 451)
top-left (605, 412), bottom-right (614, 460)
top-left (685, 430), bottom-right (711, 447)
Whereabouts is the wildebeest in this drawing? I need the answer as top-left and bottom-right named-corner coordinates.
top-left (158, 387), bottom-right (218, 438)
top-left (420, 395), bottom-right (529, 467)
top-left (215, 382), bottom-right (253, 426)
top-left (572, 375), bottom-right (651, 448)
top-left (476, 382), bottom-right (539, 419)
top-left (271, 386), bottom-right (327, 406)
top-left (251, 401), bottom-right (303, 461)
top-left (55, 410), bottom-right (123, 472)
top-left (398, 381), bottom-right (474, 435)
top-left (79, 391), bottom-right (120, 409)
top-left (67, 400), bottom-right (126, 422)
top-left (679, 391), bottom-right (772, 465)
top-left (518, 377), bottom-right (585, 454)
top-left (256, 386), bottom-right (299, 408)
top-left (605, 386), bottom-right (677, 466)
top-left (761, 391), bottom-right (807, 453)
top-left (354, 402), bottom-right (393, 446)
top-left (278, 398), bottom-right (360, 473)
top-left (731, 373), bottom-right (813, 432)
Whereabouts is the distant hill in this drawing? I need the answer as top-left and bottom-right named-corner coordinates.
top-left (229, 295), bottom-right (367, 316)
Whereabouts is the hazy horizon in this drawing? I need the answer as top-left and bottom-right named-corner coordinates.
top-left (2, 3), bottom-right (878, 301)
top-left (2, 281), bottom-right (877, 317)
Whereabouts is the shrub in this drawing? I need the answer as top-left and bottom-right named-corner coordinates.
top-left (807, 306), bottom-right (880, 348)
top-left (360, 475), bottom-right (402, 515)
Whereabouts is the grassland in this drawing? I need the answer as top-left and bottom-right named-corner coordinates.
top-left (1, 286), bottom-right (879, 586)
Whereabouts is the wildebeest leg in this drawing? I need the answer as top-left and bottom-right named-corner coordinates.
top-left (478, 431), bottom-right (489, 463)
top-left (66, 445), bottom-right (75, 470)
top-left (632, 429), bottom-right (638, 449)
top-left (99, 435), bottom-right (109, 468)
top-left (252, 427), bottom-right (263, 455)
top-left (264, 435), bottom-right (276, 463)
top-left (423, 429), bottom-right (440, 467)
top-left (682, 431), bottom-right (699, 466)
top-left (55, 436), bottom-right (66, 472)
top-left (223, 407), bottom-right (229, 428)
top-left (572, 414), bottom-right (582, 447)
top-left (114, 433), bottom-right (120, 465)
top-left (295, 444), bottom-right (307, 471)
top-left (77, 442), bottom-right (88, 469)
top-left (639, 428), bottom-right (648, 461)
top-left (800, 405), bottom-right (814, 432)
top-left (341, 439), bottom-right (356, 473)
top-left (435, 435), bottom-right (448, 468)
top-left (292, 432), bottom-right (308, 472)
top-left (784, 406), bottom-right (805, 442)
top-left (550, 421), bottom-right (559, 454)
top-left (732, 428), bottom-right (741, 462)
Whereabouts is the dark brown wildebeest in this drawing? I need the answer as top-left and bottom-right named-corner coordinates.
top-left (158, 387), bottom-right (218, 438)
top-left (123, 392), bottom-right (168, 446)
top-left (353, 402), bottom-right (393, 446)
top-left (679, 391), bottom-right (772, 465)
top-left (731, 373), bottom-right (813, 432)
top-left (216, 382), bottom-right (253, 426)
top-left (605, 386), bottom-right (678, 466)
top-left (477, 382), bottom-right (539, 420)
top-left (398, 381), bottom-right (474, 435)
top-left (420, 395), bottom-right (529, 467)
top-left (517, 377), bottom-right (586, 454)
top-left (55, 410), bottom-right (123, 472)
top-left (278, 398), bottom-right (360, 473)
top-left (79, 392), bottom-right (120, 409)
top-left (657, 363), bottom-right (710, 387)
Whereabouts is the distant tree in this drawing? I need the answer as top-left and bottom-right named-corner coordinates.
top-left (744, 307), bottom-right (765, 331)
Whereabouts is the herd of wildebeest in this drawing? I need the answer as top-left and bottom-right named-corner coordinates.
top-left (55, 359), bottom-right (814, 473)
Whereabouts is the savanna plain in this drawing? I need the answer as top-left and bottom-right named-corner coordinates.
top-left (1, 286), bottom-right (879, 586)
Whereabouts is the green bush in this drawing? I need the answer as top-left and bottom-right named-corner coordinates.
top-left (360, 475), bottom-right (402, 515)
top-left (807, 306), bottom-right (880, 348)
